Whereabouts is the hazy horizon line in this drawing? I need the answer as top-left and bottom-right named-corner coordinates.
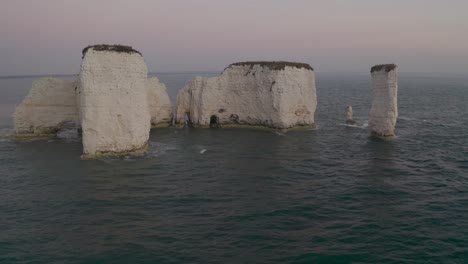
top-left (1, 70), bottom-right (467, 79)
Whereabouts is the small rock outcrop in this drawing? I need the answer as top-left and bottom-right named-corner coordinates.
top-left (345, 105), bottom-right (357, 125)
top-left (147, 77), bottom-right (173, 127)
top-left (14, 78), bottom-right (79, 136)
top-left (79, 45), bottom-right (151, 158)
top-left (368, 64), bottom-right (398, 139)
top-left (175, 61), bottom-right (316, 129)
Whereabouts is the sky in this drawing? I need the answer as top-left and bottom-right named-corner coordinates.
top-left (1, 0), bottom-right (468, 75)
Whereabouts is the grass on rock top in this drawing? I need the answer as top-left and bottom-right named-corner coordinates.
top-left (371, 64), bottom-right (397, 73)
top-left (82, 44), bottom-right (142, 58)
top-left (226, 61), bottom-right (313, 71)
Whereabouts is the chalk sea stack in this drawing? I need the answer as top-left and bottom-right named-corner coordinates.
top-left (146, 77), bottom-right (173, 128)
top-left (175, 61), bottom-right (317, 129)
top-left (346, 105), bottom-right (357, 125)
top-left (368, 64), bottom-right (398, 139)
top-left (79, 45), bottom-right (152, 158)
top-left (13, 44), bottom-right (173, 158)
top-left (14, 78), bottom-right (79, 136)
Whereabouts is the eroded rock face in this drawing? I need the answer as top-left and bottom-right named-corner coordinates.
top-left (12, 44), bottom-right (173, 158)
top-left (147, 77), bottom-right (172, 128)
top-left (175, 61), bottom-right (316, 129)
top-left (79, 47), bottom-right (151, 158)
top-left (14, 78), bottom-right (79, 136)
top-left (368, 64), bottom-right (398, 139)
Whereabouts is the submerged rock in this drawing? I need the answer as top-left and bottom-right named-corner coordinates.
top-left (14, 78), bottom-right (79, 136)
top-left (175, 61), bottom-right (317, 129)
top-left (369, 64), bottom-right (398, 139)
top-left (79, 45), bottom-right (151, 158)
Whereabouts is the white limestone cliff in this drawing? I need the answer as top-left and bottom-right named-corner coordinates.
top-left (368, 64), bottom-right (398, 139)
top-left (175, 61), bottom-right (317, 129)
top-left (14, 78), bottom-right (78, 136)
top-left (79, 45), bottom-right (151, 158)
top-left (147, 77), bottom-right (173, 128)
top-left (11, 44), bottom-right (173, 158)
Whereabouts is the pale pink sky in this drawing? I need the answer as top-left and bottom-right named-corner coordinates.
top-left (1, 0), bottom-right (467, 75)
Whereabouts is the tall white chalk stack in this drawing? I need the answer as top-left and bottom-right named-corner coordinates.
top-left (369, 64), bottom-right (398, 140)
top-left (79, 45), bottom-right (151, 158)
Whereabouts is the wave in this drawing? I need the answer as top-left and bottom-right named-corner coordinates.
top-left (398, 116), bottom-right (419, 122)
top-left (146, 142), bottom-right (177, 158)
top-left (399, 116), bottom-right (437, 124)
top-left (338, 121), bottom-right (368, 129)
top-left (399, 116), bottom-right (462, 128)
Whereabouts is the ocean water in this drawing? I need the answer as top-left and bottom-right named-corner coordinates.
top-left (0, 72), bottom-right (467, 263)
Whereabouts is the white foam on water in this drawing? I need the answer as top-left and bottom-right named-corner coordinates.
top-left (399, 116), bottom-right (418, 121)
top-left (274, 131), bottom-right (286, 136)
top-left (422, 119), bottom-right (441, 125)
top-left (339, 121), bottom-right (368, 129)
top-left (147, 142), bottom-right (177, 158)
top-left (96, 156), bottom-right (137, 163)
top-left (123, 156), bottom-right (136, 162)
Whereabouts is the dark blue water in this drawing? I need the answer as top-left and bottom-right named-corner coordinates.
top-left (0, 72), bottom-right (467, 263)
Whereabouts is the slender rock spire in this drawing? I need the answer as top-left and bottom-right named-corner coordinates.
top-left (369, 64), bottom-right (398, 139)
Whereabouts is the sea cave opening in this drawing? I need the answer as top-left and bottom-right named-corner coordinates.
top-left (210, 115), bottom-right (219, 128)
top-left (184, 112), bottom-right (191, 127)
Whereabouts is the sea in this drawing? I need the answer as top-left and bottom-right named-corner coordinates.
top-left (0, 72), bottom-right (467, 263)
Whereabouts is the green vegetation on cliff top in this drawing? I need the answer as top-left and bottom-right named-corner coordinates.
top-left (82, 44), bottom-right (142, 58)
top-left (227, 61), bottom-right (313, 71)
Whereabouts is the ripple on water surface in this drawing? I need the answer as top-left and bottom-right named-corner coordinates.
top-left (0, 73), bottom-right (468, 263)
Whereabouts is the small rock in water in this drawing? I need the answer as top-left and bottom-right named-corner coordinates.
top-left (345, 105), bottom-right (362, 126)
top-left (345, 105), bottom-right (356, 125)
top-left (346, 120), bottom-right (358, 126)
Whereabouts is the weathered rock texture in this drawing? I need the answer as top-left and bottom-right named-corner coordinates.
top-left (14, 78), bottom-right (79, 136)
top-left (79, 46), bottom-right (151, 158)
top-left (175, 61), bottom-right (316, 129)
top-left (147, 77), bottom-right (172, 127)
top-left (12, 44), bottom-right (173, 158)
top-left (368, 64), bottom-right (398, 139)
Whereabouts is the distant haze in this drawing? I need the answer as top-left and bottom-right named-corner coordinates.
top-left (1, 0), bottom-right (468, 75)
